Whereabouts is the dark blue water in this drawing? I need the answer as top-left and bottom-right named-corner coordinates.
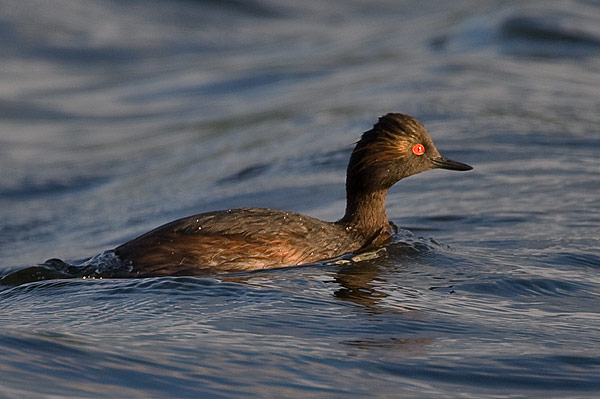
top-left (1, 0), bottom-right (599, 397)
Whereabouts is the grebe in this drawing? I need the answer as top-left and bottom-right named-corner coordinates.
top-left (114, 113), bottom-right (472, 276)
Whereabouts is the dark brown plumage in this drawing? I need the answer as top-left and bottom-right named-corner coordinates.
top-left (114, 113), bottom-right (472, 276)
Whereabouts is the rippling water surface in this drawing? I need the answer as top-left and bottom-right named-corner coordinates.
top-left (1, 0), bottom-right (599, 397)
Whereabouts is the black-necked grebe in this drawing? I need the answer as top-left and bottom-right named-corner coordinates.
top-left (113, 113), bottom-right (472, 276)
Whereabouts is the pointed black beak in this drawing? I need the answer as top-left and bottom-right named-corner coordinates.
top-left (430, 155), bottom-right (473, 171)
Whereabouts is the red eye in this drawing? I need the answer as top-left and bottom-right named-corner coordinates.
top-left (412, 144), bottom-right (425, 156)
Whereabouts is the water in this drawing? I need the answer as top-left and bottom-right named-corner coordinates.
top-left (1, 0), bottom-right (599, 397)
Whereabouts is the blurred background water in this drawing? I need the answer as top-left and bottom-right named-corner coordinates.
top-left (0, 0), bottom-right (599, 397)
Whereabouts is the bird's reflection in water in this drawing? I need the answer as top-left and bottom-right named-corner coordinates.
top-left (219, 249), bottom-right (392, 309)
top-left (331, 254), bottom-right (390, 307)
top-left (222, 241), bottom-right (425, 312)
top-left (328, 243), bottom-right (422, 310)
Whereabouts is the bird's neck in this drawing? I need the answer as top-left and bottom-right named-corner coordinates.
top-left (338, 188), bottom-right (391, 239)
